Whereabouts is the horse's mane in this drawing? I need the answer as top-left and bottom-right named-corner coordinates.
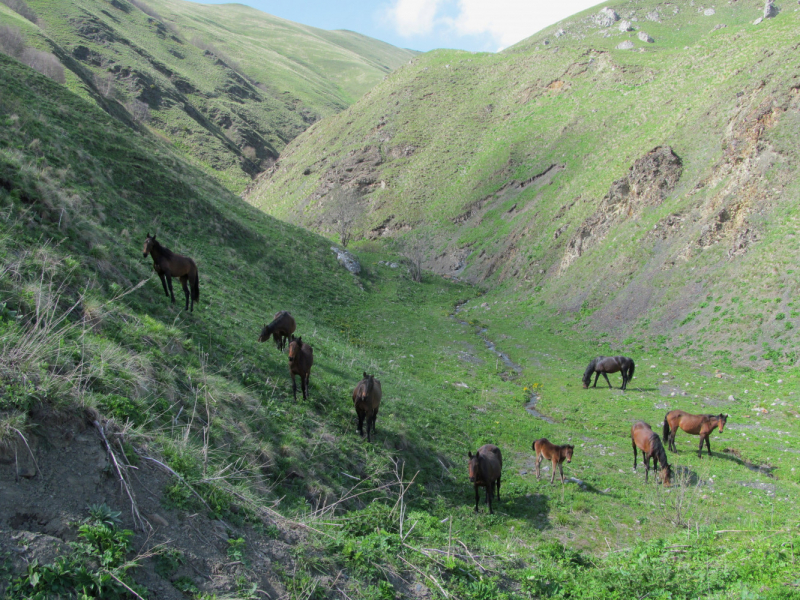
top-left (651, 433), bottom-right (669, 469)
top-left (364, 375), bottom-right (374, 397)
top-left (150, 237), bottom-right (174, 258)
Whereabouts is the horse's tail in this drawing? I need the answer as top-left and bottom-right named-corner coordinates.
top-left (582, 359), bottom-right (596, 386)
top-left (628, 358), bottom-right (635, 381)
top-left (192, 270), bottom-right (200, 301)
top-left (532, 439), bottom-right (541, 452)
top-left (662, 416), bottom-right (670, 444)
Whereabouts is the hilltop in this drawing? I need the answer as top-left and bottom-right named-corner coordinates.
top-left (0, 0), bottom-right (415, 191)
top-left (248, 0), bottom-right (800, 367)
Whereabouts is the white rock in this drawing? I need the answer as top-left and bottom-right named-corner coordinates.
top-left (764, 0), bottom-right (778, 19)
top-left (704, 8), bottom-right (716, 16)
top-left (753, 17), bottom-right (763, 24)
top-left (596, 7), bottom-right (620, 27)
top-left (618, 19), bottom-right (633, 32)
top-left (331, 246), bottom-right (361, 274)
top-left (616, 40), bottom-right (635, 50)
top-left (646, 10), bottom-right (660, 21)
top-left (728, 395), bottom-right (735, 401)
top-left (555, 28), bottom-right (566, 38)
top-left (638, 31), bottom-right (654, 43)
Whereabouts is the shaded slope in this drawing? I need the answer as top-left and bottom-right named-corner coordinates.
top-left (247, 0), bottom-right (800, 365)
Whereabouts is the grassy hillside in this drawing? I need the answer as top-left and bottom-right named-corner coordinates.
top-left (247, 0), bottom-right (800, 367)
top-left (0, 0), bottom-right (415, 192)
top-left (1, 51), bottom-right (799, 599)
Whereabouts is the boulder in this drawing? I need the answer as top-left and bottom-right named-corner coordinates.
top-left (618, 20), bottom-right (633, 32)
top-left (638, 31), bottom-right (654, 43)
top-left (763, 0), bottom-right (778, 18)
top-left (595, 7), bottom-right (620, 27)
top-left (704, 8), bottom-right (716, 16)
top-left (331, 246), bottom-right (361, 274)
top-left (555, 28), bottom-right (566, 38)
top-left (753, 17), bottom-right (763, 24)
top-left (646, 10), bottom-right (660, 21)
top-left (616, 40), bottom-right (635, 50)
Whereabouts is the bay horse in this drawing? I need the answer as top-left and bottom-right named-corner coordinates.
top-left (663, 410), bottom-right (727, 458)
top-left (631, 421), bottom-right (671, 485)
top-left (258, 311), bottom-right (296, 351)
top-left (352, 372), bottom-right (382, 442)
top-left (288, 335), bottom-right (313, 400)
top-left (582, 356), bottom-right (635, 390)
top-left (532, 438), bottom-right (574, 484)
top-left (467, 444), bottom-right (502, 514)
top-left (142, 234), bottom-right (199, 312)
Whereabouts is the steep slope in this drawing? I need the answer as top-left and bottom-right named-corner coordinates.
top-left (0, 0), bottom-right (415, 192)
top-left (2, 52), bottom-right (799, 600)
top-left (248, 0), bottom-right (800, 366)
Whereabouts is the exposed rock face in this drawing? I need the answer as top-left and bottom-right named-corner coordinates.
top-left (560, 147), bottom-right (683, 273)
top-left (638, 31), bottom-right (654, 43)
top-left (763, 0), bottom-right (778, 19)
top-left (618, 20), bottom-right (633, 32)
top-left (616, 41), bottom-right (635, 50)
top-left (331, 246), bottom-right (361, 274)
top-left (595, 7), bottom-right (620, 27)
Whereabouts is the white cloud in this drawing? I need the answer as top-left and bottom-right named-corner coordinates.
top-left (386, 0), bottom-right (444, 36)
top-left (454, 0), bottom-right (599, 49)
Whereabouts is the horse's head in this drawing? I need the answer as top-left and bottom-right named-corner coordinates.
top-left (467, 451), bottom-right (480, 483)
top-left (565, 445), bottom-right (575, 463)
top-left (143, 233), bottom-right (156, 258)
top-left (582, 358), bottom-right (595, 388)
top-left (660, 464), bottom-right (672, 486)
top-left (258, 323), bottom-right (270, 343)
top-left (718, 414), bottom-right (728, 432)
top-left (288, 336), bottom-right (301, 362)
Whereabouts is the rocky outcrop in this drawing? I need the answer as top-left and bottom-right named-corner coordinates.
top-left (616, 41), bottom-right (635, 50)
top-left (559, 147), bottom-right (683, 273)
top-left (595, 7), bottom-right (619, 27)
top-left (331, 246), bottom-right (361, 274)
top-left (638, 32), bottom-right (654, 43)
top-left (763, 0), bottom-right (778, 19)
top-left (618, 20), bottom-right (633, 32)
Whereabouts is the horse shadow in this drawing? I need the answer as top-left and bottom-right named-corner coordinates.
top-left (492, 488), bottom-right (551, 530)
top-left (714, 449), bottom-right (777, 477)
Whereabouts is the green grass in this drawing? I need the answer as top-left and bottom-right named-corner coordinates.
top-left (249, 0), bottom-right (800, 367)
top-left (1, 12), bottom-right (799, 600)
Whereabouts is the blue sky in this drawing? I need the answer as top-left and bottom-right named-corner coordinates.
top-left (192, 0), bottom-right (603, 52)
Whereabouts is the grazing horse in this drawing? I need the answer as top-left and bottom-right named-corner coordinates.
top-left (582, 356), bottom-right (635, 390)
top-left (142, 234), bottom-right (199, 312)
top-left (663, 411), bottom-right (727, 458)
top-left (352, 372), bottom-right (382, 442)
top-left (631, 421), bottom-right (672, 485)
top-left (532, 438), bottom-right (574, 484)
top-left (287, 335), bottom-right (313, 400)
top-left (467, 444), bottom-right (502, 514)
top-left (258, 311), bottom-right (296, 351)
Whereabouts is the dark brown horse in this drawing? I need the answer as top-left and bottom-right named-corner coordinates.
top-left (258, 311), bottom-right (296, 351)
top-left (664, 410), bottom-right (727, 458)
top-left (583, 355), bottom-right (635, 390)
top-left (288, 335), bottom-right (313, 400)
top-left (353, 372), bottom-right (382, 442)
top-left (142, 234), bottom-right (199, 312)
top-left (532, 438), bottom-right (574, 484)
top-left (467, 444), bottom-right (502, 514)
top-left (631, 421), bottom-right (671, 485)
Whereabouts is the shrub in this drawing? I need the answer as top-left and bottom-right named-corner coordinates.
top-left (126, 99), bottom-right (151, 122)
top-left (0, 25), bottom-right (24, 58)
top-left (0, 0), bottom-right (37, 23)
top-left (20, 48), bottom-right (65, 83)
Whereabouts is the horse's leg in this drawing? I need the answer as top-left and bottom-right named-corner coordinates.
top-left (158, 272), bottom-right (169, 297)
top-left (644, 454), bottom-right (650, 483)
top-left (372, 407), bottom-right (379, 435)
top-left (357, 411), bottom-right (364, 437)
top-left (705, 434), bottom-right (712, 458)
top-left (166, 275), bottom-right (176, 304)
top-left (697, 435), bottom-right (705, 459)
top-left (366, 413), bottom-right (371, 443)
top-left (496, 476), bottom-right (501, 501)
top-left (536, 453), bottom-right (542, 479)
top-left (550, 457), bottom-right (556, 484)
top-left (180, 275), bottom-right (190, 311)
top-left (474, 485), bottom-right (479, 512)
top-left (593, 372), bottom-right (600, 388)
top-left (559, 460), bottom-right (565, 484)
top-left (291, 373), bottom-right (297, 401)
top-left (621, 369), bottom-right (628, 390)
top-left (303, 372), bottom-right (309, 400)
top-left (487, 485), bottom-right (493, 515)
top-left (632, 440), bottom-right (637, 471)
top-left (602, 372), bottom-right (612, 389)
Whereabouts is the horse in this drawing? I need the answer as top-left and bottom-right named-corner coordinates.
top-left (663, 410), bottom-right (727, 458)
top-left (142, 234), bottom-right (199, 312)
top-left (287, 335), bottom-right (313, 400)
top-left (532, 438), bottom-right (574, 484)
top-left (352, 372), bottom-right (382, 442)
top-left (467, 444), bottom-right (502, 514)
top-left (258, 311), bottom-right (296, 351)
top-left (631, 421), bottom-right (672, 485)
top-left (582, 355), bottom-right (635, 390)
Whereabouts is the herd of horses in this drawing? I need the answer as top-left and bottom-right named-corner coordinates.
top-left (143, 236), bottom-right (730, 516)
